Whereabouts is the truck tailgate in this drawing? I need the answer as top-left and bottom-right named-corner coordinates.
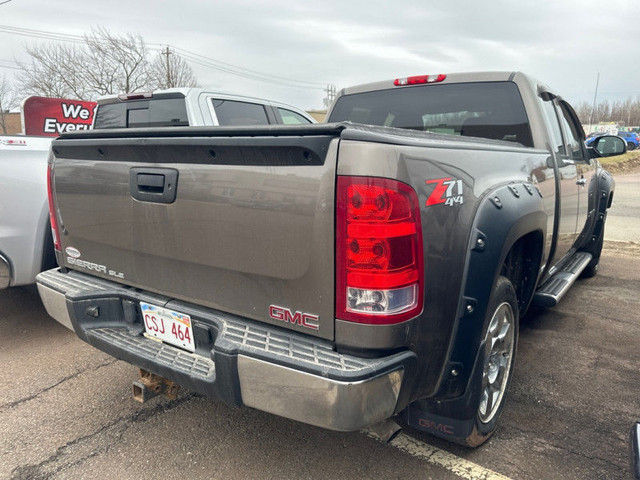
top-left (51, 125), bottom-right (342, 340)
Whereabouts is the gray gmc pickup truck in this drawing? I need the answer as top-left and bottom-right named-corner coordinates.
top-left (37, 71), bottom-right (625, 446)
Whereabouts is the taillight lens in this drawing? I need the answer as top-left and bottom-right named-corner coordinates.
top-left (117, 92), bottom-right (153, 101)
top-left (47, 164), bottom-right (62, 252)
top-left (336, 176), bottom-right (424, 324)
top-left (394, 74), bottom-right (446, 86)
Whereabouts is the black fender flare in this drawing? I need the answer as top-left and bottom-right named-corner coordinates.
top-left (417, 182), bottom-right (546, 418)
top-left (579, 167), bottom-right (614, 256)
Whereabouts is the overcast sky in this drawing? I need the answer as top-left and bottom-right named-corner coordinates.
top-left (0, 0), bottom-right (638, 110)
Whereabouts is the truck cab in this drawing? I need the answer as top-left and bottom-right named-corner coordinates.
top-left (92, 88), bottom-right (315, 129)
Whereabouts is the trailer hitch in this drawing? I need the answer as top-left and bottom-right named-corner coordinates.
top-left (132, 369), bottom-right (179, 403)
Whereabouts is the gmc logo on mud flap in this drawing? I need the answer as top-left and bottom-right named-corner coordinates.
top-left (269, 305), bottom-right (319, 330)
top-left (418, 418), bottom-right (455, 435)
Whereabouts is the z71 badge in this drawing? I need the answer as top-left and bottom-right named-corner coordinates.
top-left (426, 177), bottom-right (464, 207)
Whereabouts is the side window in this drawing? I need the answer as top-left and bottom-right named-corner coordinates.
top-left (211, 99), bottom-right (269, 126)
top-left (277, 108), bottom-right (311, 125)
top-left (557, 102), bottom-right (586, 161)
top-left (538, 97), bottom-right (565, 157)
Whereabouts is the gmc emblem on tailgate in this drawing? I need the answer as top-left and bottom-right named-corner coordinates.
top-left (269, 305), bottom-right (319, 330)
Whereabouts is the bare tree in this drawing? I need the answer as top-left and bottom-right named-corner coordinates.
top-left (17, 43), bottom-right (91, 99)
top-left (590, 100), bottom-right (611, 125)
top-left (83, 27), bottom-right (152, 95)
top-left (16, 27), bottom-right (196, 100)
top-left (610, 100), bottom-right (621, 125)
top-left (149, 47), bottom-right (198, 89)
top-left (575, 101), bottom-right (592, 125)
top-left (627, 97), bottom-right (640, 126)
top-left (0, 75), bottom-right (17, 134)
top-left (576, 97), bottom-right (640, 127)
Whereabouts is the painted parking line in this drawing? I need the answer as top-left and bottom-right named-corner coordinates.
top-left (368, 431), bottom-right (512, 480)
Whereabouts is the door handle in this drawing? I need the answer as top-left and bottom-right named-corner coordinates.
top-left (137, 173), bottom-right (165, 193)
top-left (576, 178), bottom-right (587, 186)
top-left (129, 168), bottom-right (179, 204)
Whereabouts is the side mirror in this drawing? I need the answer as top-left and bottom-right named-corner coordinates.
top-left (589, 135), bottom-right (627, 158)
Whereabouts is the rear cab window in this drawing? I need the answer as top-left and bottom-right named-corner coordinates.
top-left (277, 107), bottom-right (312, 125)
top-left (328, 81), bottom-right (534, 147)
top-left (211, 99), bottom-right (270, 126)
top-left (94, 95), bottom-right (189, 129)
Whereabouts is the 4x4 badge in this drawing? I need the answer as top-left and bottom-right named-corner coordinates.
top-left (426, 177), bottom-right (464, 207)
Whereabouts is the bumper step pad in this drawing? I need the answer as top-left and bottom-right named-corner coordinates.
top-left (88, 328), bottom-right (215, 380)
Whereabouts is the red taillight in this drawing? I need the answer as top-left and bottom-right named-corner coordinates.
top-left (336, 176), bottom-right (424, 324)
top-left (117, 92), bottom-right (153, 101)
top-left (394, 74), bottom-right (446, 86)
top-left (47, 164), bottom-right (61, 252)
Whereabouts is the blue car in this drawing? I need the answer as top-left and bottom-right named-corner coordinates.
top-left (586, 132), bottom-right (638, 151)
top-left (616, 131), bottom-right (639, 151)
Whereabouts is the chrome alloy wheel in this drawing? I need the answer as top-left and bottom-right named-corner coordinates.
top-left (478, 301), bottom-right (515, 424)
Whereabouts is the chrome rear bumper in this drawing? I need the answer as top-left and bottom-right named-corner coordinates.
top-left (238, 356), bottom-right (403, 431)
top-left (36, 268), bottom-right (412, 431)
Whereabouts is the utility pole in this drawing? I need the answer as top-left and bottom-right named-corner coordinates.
top-left (323, 84), bottom-right (337, 109)
top-left (588, 72), bottom-right (600, 130)
top-left (162, 46), bottom-right (172, 88)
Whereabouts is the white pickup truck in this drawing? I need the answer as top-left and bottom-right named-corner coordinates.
top-left (0, 89), bottom-right (314, 289)
top-left (93, 88), bottom-right (316, 129)
top-left (0, 135), bottom-right (56, 288)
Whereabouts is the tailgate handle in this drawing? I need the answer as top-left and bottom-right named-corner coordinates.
top-left (130, 168), bottom-right (178, 204)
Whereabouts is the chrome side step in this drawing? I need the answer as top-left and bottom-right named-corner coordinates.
top-left (532, 252), bottom-right (592, 308)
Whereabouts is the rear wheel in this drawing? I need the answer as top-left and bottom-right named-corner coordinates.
top-left (463, 276), bottom-right (519, 447)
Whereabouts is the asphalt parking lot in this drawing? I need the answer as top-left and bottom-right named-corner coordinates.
top-left (1, 174), bottom-right (639, 480)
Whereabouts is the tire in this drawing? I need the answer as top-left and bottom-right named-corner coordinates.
top-left (627, 142), bottom-right (636, 151)
top-left (463, 276), bottom-right (519, 447)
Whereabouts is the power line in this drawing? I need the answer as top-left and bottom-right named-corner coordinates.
top-left (160, 49), bottom-right (322, 90)
top-left (0, 58), bottom-right (20, 70)
top-left (0, 24), bottom-right (326, 90)
top-left (146, 45), bottom-right (324, 89)
top-left (0, 24), bottom-right (84, 43)
top-left (153, 44), bottom-right (324, 87)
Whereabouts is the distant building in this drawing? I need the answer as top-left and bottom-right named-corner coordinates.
top-left (1, 112), bottom-right (21, 135)
top-left (306, 110), bottom-right (326, 123)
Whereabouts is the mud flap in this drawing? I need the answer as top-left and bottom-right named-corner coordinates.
top-left (406, 405), bottom-right (475, 443)
top-left (404, 334), bottom-right (488, 445)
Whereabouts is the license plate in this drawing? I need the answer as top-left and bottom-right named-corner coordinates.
top-left (141, 302), bottom-right (195, 353)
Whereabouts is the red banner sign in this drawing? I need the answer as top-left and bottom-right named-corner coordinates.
top-left (22, 96), bottom-right (97, 137)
